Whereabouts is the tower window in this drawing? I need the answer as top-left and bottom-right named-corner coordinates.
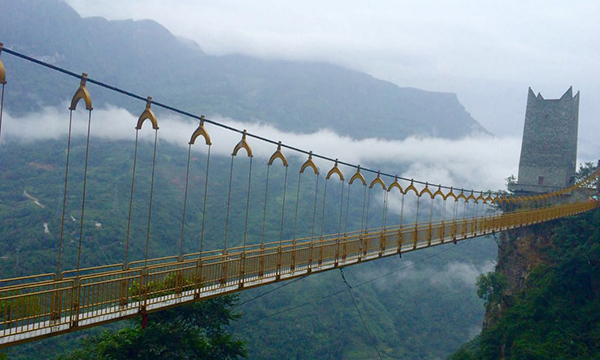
top-left (538, 176), bottom-right (544, 185)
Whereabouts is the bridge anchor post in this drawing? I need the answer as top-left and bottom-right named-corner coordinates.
top-left (175, 265), bottom-right (184, 295)
top-left (258, 247), bottom-right (264, 278)
top-left (119, 277), bottom-right (129, 307)
top-left (307, 242), bottom-right (314, 273)
top-left (317, 237), bottom-right (323, 267)
top-left (334, 236), bottom-right (341, 266)
top-left (220, 252), bottom-right (228, 285)
top-left (50, 288), bottom-right (61, 322)
top-left (194, 259), bottom-right (203, 299)
top-left (239, 253), bottom-right (246, 288)
top-left (276, 248), bottom-right (282, 280)
top-left (70, 282), bottom-right (81, 328)
top-left (427, 224), bottom-right (432, 246)
top-left (397, 228), bottom-right (403, 255)
top-left (412, 226), bottom-right (418, 250)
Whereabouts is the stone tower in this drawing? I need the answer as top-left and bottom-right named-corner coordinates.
top-left (510, 87), bottom-right (579, 193)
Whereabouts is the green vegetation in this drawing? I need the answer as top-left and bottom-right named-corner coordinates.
top-left (58, 295), bottom-right (246, 360)
top-left (575, 161), bottom-right (599, 183)
top-left (0, 1), bottom-right (501, 358)
top-left (0, 291), bottom-right (42, 322)
top-left (0, 0), bottom-right (487, 141)
top-left (1, 137), bottom-right (496, 359)
top-left (450, 209), bottom-right (600, 359)
top-left (476, 272), bottom-right (507, 309)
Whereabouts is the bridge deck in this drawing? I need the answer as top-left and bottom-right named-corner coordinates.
top-left (1, 201), bottom-right (597, 347)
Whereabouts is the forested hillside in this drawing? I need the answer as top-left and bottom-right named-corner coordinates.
top-left (451, 209), bottom-right (600, 359)
top-left (0, 0), bottom-right (488, 140)
top-left (0, 1), bottom-right (498, 358)
top-left (0, 137), bottom-right (496, 359)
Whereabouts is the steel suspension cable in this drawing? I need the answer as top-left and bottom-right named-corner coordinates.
top-left (428, 197), bottom-right (434, 225)
top-left (310, 174), bottom-right (320, 241)
top-left (75, 110), bottom-right (93, 278)
top-left (199, 145), bottom-right (211, 255)
top-left (453, 200), bottom-right (458, 223)
top-left (1, 47), bottom-right (511, 196)
top-left (0, 43), bottom-right (5, 148)
top-left (143, 130), bottom-right (159, 268)
top-left (0, 83), bottom-right (4, 148)
top-left (382, 190), bottom-right (389, 229)
top-left (245, 239), bottom-right (469, 326)
top-left (442, 197), bottom-right (447, 223)
top-left (260, 165), bottom-right (271, 248)
top-left (279, 166), bottom-right (289, 245)
top-left (474, 200), bottom-right (480, 230)
top-left (223, 155), bottom-right (235, 252)
top-left (339, 268), bottom-right (384, 360)
top-left (320, 179), bottom-right (329, 238)
top-left (399, 192), bottom-right (405, 227)
top-left (179, 144), bottom-right (192, 261)
top-left (124, 130), bottom-right (140, 268)
top-left (452, 199), bottom-right (459, 241)
top-left (292, 172), bottom-right (302, 243)
top-left (337, 181), bottom-right (345, 235)
top-left (414, 195), bottom-right (421, 227)
top-left (242, 157), bottom-right (253, 251)
top-left (56, 110), bottom-right (74, 277)
top-left (359, 185), bottom-right (368, 256)
top-left (344, 183), bottom-right (352, 234)
top-left (360, 185), bottom-right (367, 232)
top-left (365, 188), bottom-right (372, 234)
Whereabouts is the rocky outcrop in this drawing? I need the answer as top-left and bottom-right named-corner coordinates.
top-left (482, 221), bottom-right (557, 329)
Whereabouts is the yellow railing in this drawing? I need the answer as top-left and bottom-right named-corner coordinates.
top-left (0, 200), bottom-right (598, 347)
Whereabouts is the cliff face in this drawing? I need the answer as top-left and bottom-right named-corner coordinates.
top-left (451, 209), bottom-right (600, 360)
top-left (482, 222), bottom-right (557, 329)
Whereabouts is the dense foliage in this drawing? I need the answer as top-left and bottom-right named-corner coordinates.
top-left (58, 295), bottom-right (246, 360)
top-left (476, 272), bottom-right (507, 309)
top-left (1, 138), bottom-right (496, 359)
top-left (0, 2), bottom-right (498, 358)
top-left (451, 209), bottom-right (600, 359)
top-left (0, 0), bottom-right (487, 142)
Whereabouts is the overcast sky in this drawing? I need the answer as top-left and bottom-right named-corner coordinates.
top-left (65, 0), bottom-right (600, 159)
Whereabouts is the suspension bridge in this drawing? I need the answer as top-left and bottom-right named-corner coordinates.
top-left (0, 43), bottom-right (598, 348)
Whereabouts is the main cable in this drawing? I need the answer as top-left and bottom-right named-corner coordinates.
top-left (2, 46), bottom-right (502, 195)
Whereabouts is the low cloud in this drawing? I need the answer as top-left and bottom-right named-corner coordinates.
top-left (65, 0), bottom-right (600, 141)
top-left (1, 104), bottom-right (522, 193)
top-left (429, 261), bottom-right (495, 287)
top-left (357, 260), bottom-right (495, 292)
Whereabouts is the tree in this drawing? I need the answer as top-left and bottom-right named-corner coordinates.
top-left (59, 295), bottom-right (247, 360)
top-left (449, 347), bottom-right (475, 360)
top-left (575, 162), bottom-right (598, 183)
top-left (505, 174), bottom-right (516, 188)
top-left (476, 272), bottom-right (507, 308)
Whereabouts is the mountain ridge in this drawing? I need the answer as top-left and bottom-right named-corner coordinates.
top-left (0, 0), bottom-right (489, 140)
